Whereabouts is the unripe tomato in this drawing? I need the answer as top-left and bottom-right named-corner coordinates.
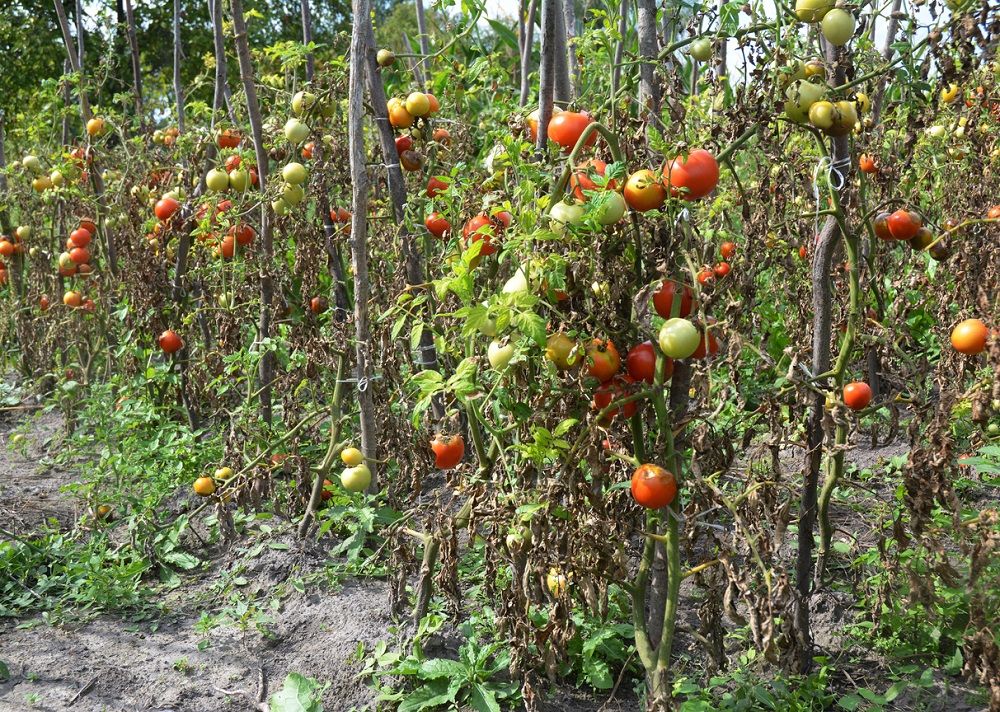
top-left (377, 48), bottom-right (395, 67)
top-left (63, 291), bottom-right (82, 308)
top-left (341, 464), bottom-right (372, 492)
top-left (821, 8), bottom-right (855, 46)
top-left (843, 382), bottom-right (872, 411)
top-left (624, 170), bottom-right (667, 212)
top-left (342, 447), bottom-right (364, 467)
top-left (585, 339), bottom-right (620, 382)
top-left (689, 37), bottom-right (712, 61)
top-left (193, 477), bottom-right (216, 497)
top-left (431, 433), bottom-right (465, 470)
top-left (873, 212), bottom-right (893, 240)
top-left (389, 104), bottom-right (414, 128)
top-left (545, 333), bottom-right (580, 370)
top-left (951, 318), bottom-right (989, 355)
top-left (658, 318), bottom-right (701, 359)
top-left (631, 464), bottom-right (678, 509)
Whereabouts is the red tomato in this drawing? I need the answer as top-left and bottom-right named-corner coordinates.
top-left (652, 280), bottom-right (695, 319)
top-left (593, 374), bottom-right (639, 420)
top-left (665, 148), bottom-right (719, 200)
top-left (462, 212), bottom-right (510, 256)
top-left (218, 129), bottom-right (241, 148)
top-left (425, 212), bottom-right (451, 238)
top-left (624, 170), bottom-right (667, 212)
top-left (155, 198), bottom-right (180, 221)
top-left (585, 339), bottom-right (620, 382)
top-left (230, 223), bottom-right (256, 246)
top-left (631, 464), bottom-right (677, 509)
top-left (321, 479), bottom-right (334, 501)
top-left (697, 268), bottom-right (714, 286)
top-left (69, 247), bottom-right (89, 265)
top-left (159, 330), bottom-right (183, 353)
top-left (719, 241), bottom-right (736, 259)
top-left (887, 209), bottom-right (921, 240)
top-left (843, 382), bottom-right (872, 411)
top-left (713, 262), bottom-right (731, 279)
top-left (625, 341), bottom-right (674, 384)
top-left (70, 228), bottom-right (92, 248)
top-left (426, 176), bottom-right (449, 198)
top-left (395, 134), bottom-right (413, 156)
top-left (311, 296), bottom-right (328, 314)
top-left (79, 218), bottom-right (97, 234)
top-left (691, 319), bottom-right (720, 359)
top-left (546, 112), bottom-right (596, 152)
top-left (219, 234), bottom-right (236, 259)
top-left (431, 434), bottom-right (464, 470)
top-left (225, 155), bottom-right (242, 172)
top-left (570, 159), bottom-right (616, 201)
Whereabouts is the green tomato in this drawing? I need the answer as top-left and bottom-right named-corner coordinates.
top-left (291, 91), bottom-right (317, 116)
top-left (228, 169), bottom-right (251, 191)
top-left (205, 168), bottom-right (230, 192)
top-left (341, 464), bottom-right (372, 493)
top-left (658, 318), bottom-right (700, 359)
top-left (784, 80), bottom-right (826, 124)
top-left (795, 0), bottom-right (834, 22)
top-left (821, 9), bottom-right (855, 46)
top-left (597, 192), bottom-right (627, 226)
top-left (549, 201), bottom-right (585, 235)
top-left (488, 339), bottom-right (515, 370)
top-left (989, 423), bottom-right (1000, 437)
top-left (690, 37), bottom-right (712, 62)
top-left (282, 162), bottom-right (308, 185)
top-left (284, 118), bottom-right (311, 144)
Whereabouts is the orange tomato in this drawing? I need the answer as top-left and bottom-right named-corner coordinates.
top-left (631, 464), bottom-right (678, 509)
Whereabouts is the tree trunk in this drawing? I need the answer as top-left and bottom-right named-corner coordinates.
top-left (611, 1), bottom-right (627, 106)
top-left (797, 39), bottom-right (850, 672)
top-left (174, 0), bottom-right (185, 133)
top-left (636, 0), bottom-right (661, 129)
top-left (61, 59), bottom-right (72, 146)
top-left (0, 111), bottom-right (7, 196)
top-left (518, 0), bottom-right (538, 107)
top-left (364, 19), bottom-right (444, 420)
top-left (553, 0), bottom-right (571, 104)
top-left (301, 0), bottom-right (315, 82)
top-left (122, 0), bottom-right (145, 127)
top-left (414, 0), bottom-right (432, 86)
top-left (534, 0), bottom-right (557, 151)
top-left (230, 0), bottom-right (277, 425)
top-left (562, 0), bottom-right (579, 99)
top-left (349, 0), bottom-right (379, 491)
top-left (75, 0), bottom-right (84, 68)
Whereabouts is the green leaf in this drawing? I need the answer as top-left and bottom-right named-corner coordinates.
top-left (417, 657), bottom-right (468, 680)
top-left (397, 679), bottom-right (455, 712)
top-left (515, 311), bottom-right (546, 348)
top-left (269, 672), bottom-right (324, 712)
top-left (486, 19), bottom-right (519, 51)
top-left (553, 418), bottom-right (578, 437)
top-left (0, 660), bottom-right (9, 680)
top-left (469, 683), bottom-right (501, 712)
top-left (884, 680), bottom-right (907, 702)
